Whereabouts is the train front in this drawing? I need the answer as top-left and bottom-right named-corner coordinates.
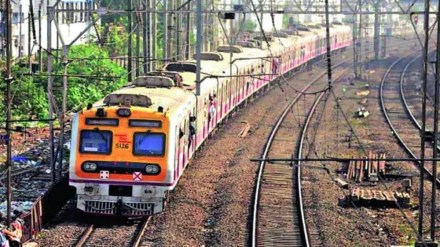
top-left (69, 93), bottom-right (170, 216)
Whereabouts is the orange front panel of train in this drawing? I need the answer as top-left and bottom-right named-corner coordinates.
top-left (74, 106), bottom-right (168, 182)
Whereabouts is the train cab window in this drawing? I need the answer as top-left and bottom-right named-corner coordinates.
top-left (80, 130), bottom-right (112, 154)
top-left (133, 132), bottom-right (166, 156)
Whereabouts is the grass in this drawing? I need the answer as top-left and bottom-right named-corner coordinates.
top-left (398, 223), bottom-right (416, 245)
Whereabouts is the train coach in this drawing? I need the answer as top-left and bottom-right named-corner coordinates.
top-left (69, 23), bottom-right (352, 216)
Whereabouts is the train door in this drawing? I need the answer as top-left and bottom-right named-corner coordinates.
top-left (175, 118), bottom-right (186, 177)
top-left (239, 70), bottom-right (244, 103)
top-left (237, 71), bottom-right (241, 103)
top-left (218, 85), bottom-right (223, 120)
top-left (183, 118), bottom-right (189, 167)
top-left (211, 90), bottom-right (218, 127)
top-left (174, 125), bottom-right (179, 180)
top-left (203, 97), bottom-right (208, 139)
top-left (282, 53), bottom-right (287, 74)
top-left (306, 41), bottom-right (310, 60)
top-left (179, 119), bottom-right (186, 171)
top-left (243, 69), bottom-right (251, 99)
top-left (315, 37), bottom-right (319, 57)
top-left (189, 107), bottom-right (196, 156)
top-left (224, 81), bottom-right (228, 114)
top-left (228, 80), bottom-right (232, 112)
top-left (232, 75), bottom-right (237, 107)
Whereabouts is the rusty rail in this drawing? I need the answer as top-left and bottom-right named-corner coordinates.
top-left (132, 217), bottom-right (151, 247)
top-left (74, 224), bottom-right (94, 247)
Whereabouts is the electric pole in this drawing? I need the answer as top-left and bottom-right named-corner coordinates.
top-left (128, 0), bottom-right (133, 82)
top-left (163, 0), bottom-right (168, 61)
top-left (47, 5), bottom-right (56, 182)
top-left (196, 0), bottom-right (202, 96)
top-left (431, 0), bottom-right (440, 241)
top-left (373, 0), bottom-right (379, 60)
top-left (358, 0), bottom-right (363, 79)
top-left (5, 0), bottom-right (13, 228)
top-left (143, 0), bottom-right (150, 73)
top-left (176, 0), bottom-right (181, 60)
top-left (185, 0), bottom-right (191, 59)
top-left (136, 0), bottom-right (141, 77)
top-left (152, 0), bottom-right (157, 70)
top-left (418, 0), bottom-right (430, 241)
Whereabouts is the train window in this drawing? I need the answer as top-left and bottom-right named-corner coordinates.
top-left (129, 119), bottom-right (162, 128)
top-left (80, 130), bottom-right (112, 154)
top-left (86, 118), bottom-right (119, 126)
top-left (133, 132), bottom-right (166, 156)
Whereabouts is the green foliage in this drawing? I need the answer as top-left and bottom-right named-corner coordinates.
top-left (343, 15), bottom-right (354, 24)
top-left (282, 15), bottom-right (291, 29)
top-left (0, 63), bottom-right (48, 121)
top-left (242, 19), bottom-right (257, 32)
top-left (0, 43), bottom-right (126, 121)
top-left (1, 0), bottom-right (175, 121)
top-left (55, 44), bottom-right (126, 111)
top-left (103, 16), bottom-right (137, 56)
top-left (189, 30), bottom-right (196, 46)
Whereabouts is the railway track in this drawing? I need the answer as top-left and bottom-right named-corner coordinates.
top-left (251, 58), bottom-right (350, 246)
top-left (379, 53), bottom-right (440, 187)
top-left (74, 217), bottom-right (151, 247)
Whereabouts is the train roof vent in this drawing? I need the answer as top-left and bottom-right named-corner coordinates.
top-left (192, 52), bottom-right (224, 61)
top-left (254, 35), bottom-right (273, 42)
top-left (272, 32), bottom-right (289, 38)
top-left (164, 62), bottom-right (197, 73)
top-left (146, 70), bottom-right (181, 78)
top-left (283, 30), bottom-right (299, 35)
top-left (133, 76), bottom-right (175, 87)
top-left (237, 41), bottom-right (255, 48)
top-left (296, 25), bottom-right (310, 31)
top-left (104, 94), bottom-right (152, 107)
top-left (248, 40), bottom-right (261, 46)
top-left (307, 24), bottom-right (322, 29)
top-left (216, 45), bottom-right (243, 53)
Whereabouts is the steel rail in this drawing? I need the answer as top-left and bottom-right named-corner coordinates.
top-left (251, 59), bottom-right (349, 246)
top-left (400, 55), bottom-right (423, 129)
top-left (400, 54), bottom-right (440, 185)
top-left (132, 217), bottom-right (151, 247)
top-left (296, 91), bottom-right (326, 247)
top-left (379, 55), bottom-right (440, 186)
top-left (74, 224), bottom-right (94, 247)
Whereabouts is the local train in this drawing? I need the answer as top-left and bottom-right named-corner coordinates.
top-left (69, 23), bottom-right (352, 216)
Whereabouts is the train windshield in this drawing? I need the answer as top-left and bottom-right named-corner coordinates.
top-left (133, 132), bottom-right (165, 156)
top-left (80, 130), bottom-right (112, 154)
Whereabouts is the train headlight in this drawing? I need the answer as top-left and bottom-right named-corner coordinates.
top-left (84, 186), bottom-right (94, 193)
top-left (117, 108), bottom-right (131, 117)
top-left (145, 164), bottom-right (160, 175)
top-left (82, 162), bottom-right (98, 172)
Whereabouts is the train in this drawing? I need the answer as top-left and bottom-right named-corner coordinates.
top-left (69, 23), bottom-right (352, 216)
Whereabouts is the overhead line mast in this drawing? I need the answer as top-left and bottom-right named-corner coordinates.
top-left (195, 0), bottom-right (202, 96)
top-left (5, 0), bottom-right (13, 229)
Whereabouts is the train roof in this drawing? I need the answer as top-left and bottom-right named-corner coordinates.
top-left (89, 23), bottom-right (351, 113)
top-left (94, 84), bottom-right (195, 115)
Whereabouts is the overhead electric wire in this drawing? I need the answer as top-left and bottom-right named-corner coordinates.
top-left (247, 1), bottom-right (417, 242)
top-left (255, 0), bottom-right (428, 241)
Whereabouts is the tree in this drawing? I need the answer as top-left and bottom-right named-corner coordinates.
top-left (242, 19), bottom-right (257, 32)
top-left (55, 43), bottom-right (126, 111)
top-left (0, 43), bottom-right (127, 121)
